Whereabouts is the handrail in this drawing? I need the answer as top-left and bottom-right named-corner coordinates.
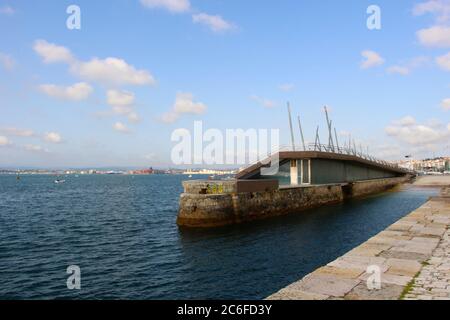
top-left (239, 143), bottom-right (411, 174)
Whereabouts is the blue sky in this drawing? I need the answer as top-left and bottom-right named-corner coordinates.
top-left (0, 0), bottom-right (449, 168)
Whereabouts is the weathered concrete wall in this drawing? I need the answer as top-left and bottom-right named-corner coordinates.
top-left (351, 177), bottom-right (407, 198)
top-left (182, 180), bottom-right (236, 194)
top-left (177, 185), bottom-right (342, 228)
top-left (183, 179), bottom-right (279, 195)
top-left (236, 179), bottom-right (279, 193)
top-left (177, 176), bottom-right (412, 228)
top-left (178, 193), bottom-right (235, 227)
top-left (232, 185), bottom-right (343, 224)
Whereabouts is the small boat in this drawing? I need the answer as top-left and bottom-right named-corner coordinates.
top-left (54, 179), bottom-right (66, 184)
top-left (188, 175), bottom-right (192, 178)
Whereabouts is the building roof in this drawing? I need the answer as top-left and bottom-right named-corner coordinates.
top-left (236, 151), bottom-right (410, 180)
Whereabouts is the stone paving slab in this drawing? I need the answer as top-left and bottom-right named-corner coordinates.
top-left (385, 258), bottom-right (422, 277)
top-left (413, 176), bottom-right (450, 187)
top-left (314, 266), bottom-right (364, 279)
top-left (404, 224), bottom-right (450, 300)
top-left (267, 190), bottom-right (450, 300)
top-left (344, 283), bottom-right (404, 300)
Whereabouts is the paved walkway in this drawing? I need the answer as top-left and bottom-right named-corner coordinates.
top-left (404, 187), bottom-right (450, 300)
top-left (413, 175), bottom-right (450, 187)
top-left (267, 187), bottom-right (450, 300)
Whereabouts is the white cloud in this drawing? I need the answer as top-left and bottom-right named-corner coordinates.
top-left (387, 66), bottom-right (410, 75)
top-left (372, 144), bottom-right (403, 159)
top-left (128, 112), bottom-right (140, 123)
top-left (140, 1), bottom-right (237, 33)
top-left (0, 52), bottom-right (15, 70)
top-left (24, 144), bottom-right (49, 153)
top-left (39, 82), bottom-right (93, 101)
top-left (71, 57), bottom-right (155, 87)
top-left (386, 124), bottom-right (444, 144)
top-left (33, 40), bottom-right (75, 64)
top-left (436, 52), bottom-right (450, 70)
top-left (161, 92), bottom-right (207, 123)
top-left (360, 50), bottom-right (385, 69)
top-left (140, 0), bottom-right (190, 13)
top-left (0, 5), bottom-right (14, 15)
top-left (393, 116), bottom-right (417, 126)
top-left (173, 92), bottom-right (207, 114)
top-left (425, 118), bottom-right (444, 128)
top-left (251, 95), bottom-right (276, 108)
top-left (107, 89), bottom-right (135, 107)
top-left (388, 56), bottom-right (430, 75)
top-left (33, 40), bottom-right (156, 87)
top-left (106, 89), bottom-right (135, 113)
top-left (417, 26), bottom-right (450, 47)
top-left (44, 132), bottom-right (62, 143)
top-left (106, 90), bottom-right (141, 122)
top-left (192, 13), bottom-right (235, 32)
top-left (413, 0), bottom-right (450, 23)
top-left (278, 83), bottom-right (295, 92)
top-left (441, 98), bottom-right (450, 110)
top-left (113, 122), bottom-right (130, 133)
top-left (385, 116), bottom-right (450, 150)
top-left (0, 127), bottom-right (34, 137)
top-left (0, 136), bottom-right (11, 146)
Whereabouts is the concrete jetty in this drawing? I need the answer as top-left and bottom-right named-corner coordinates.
top-left (177, 149), bottom-right (412, 228)
top-left (267, 178), bottom-right (450, 300)
top-left (177, 177), bottom-right (410, 227)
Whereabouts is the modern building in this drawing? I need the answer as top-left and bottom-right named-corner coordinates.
top-left (237, 149), bottom-right (407, 187)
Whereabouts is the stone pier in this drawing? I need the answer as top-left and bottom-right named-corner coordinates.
top-left (267, 186), bottom-right (450, 300)
top-left (178, 149), bottom-right (412, 228)
top-left (177, 177), bottom-right (410, 228)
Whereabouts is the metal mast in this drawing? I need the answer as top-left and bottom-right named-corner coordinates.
top-left (334, 128), bottom-right (340, 151)
top-left (324, 106), bottom-right (334, 152)
top-left (287, 102), bottom-right (296, 151)
top-left (348, 134), bottom-right (352, 152)
top-left (314, 126), bottom-right (321, 151)
top-left (298, 116), bottom-right (306, 151)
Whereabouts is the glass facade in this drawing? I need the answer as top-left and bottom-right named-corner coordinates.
top-left (257, 158), bottom-right (398, 186)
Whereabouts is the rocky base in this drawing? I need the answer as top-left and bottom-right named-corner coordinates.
top-left (177, 176), bottom-right (410, 228)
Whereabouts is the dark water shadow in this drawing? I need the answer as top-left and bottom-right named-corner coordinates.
top-left (175, 186), bottom-right (438, 299)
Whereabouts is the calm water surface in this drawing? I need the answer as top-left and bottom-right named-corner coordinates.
top-left (0, 174), bottom-right (437, 299)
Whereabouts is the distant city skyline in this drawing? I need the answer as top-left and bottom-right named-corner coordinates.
top-left (1, 0), bottom-right (450, 167)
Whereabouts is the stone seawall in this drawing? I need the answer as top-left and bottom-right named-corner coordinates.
top-left (177, 176), bottom-right (411, 228)
top-left (351, 177), bottom-right (408, 198)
